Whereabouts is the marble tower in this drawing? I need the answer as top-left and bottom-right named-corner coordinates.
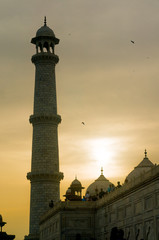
top-left (26, 18), bottom-right (63, 240)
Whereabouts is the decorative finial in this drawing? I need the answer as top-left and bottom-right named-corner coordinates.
top-left (44, 16), bottom-right (47, 26)
top-left (101, 167), bottom-right (103, 175)
top-left (75, 175), bottom-right (77, 179)
top-left (144, 149), bottom-right (147, 158)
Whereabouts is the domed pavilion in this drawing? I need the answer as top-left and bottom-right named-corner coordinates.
top-left (125, 149), bottom-right (154, 182)
top-left (64, 177), bottom-right (85, 201)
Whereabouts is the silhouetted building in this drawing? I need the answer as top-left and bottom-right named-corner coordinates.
top-left (64, 178), bottom-right (85, 201)
top-left (25, 17), bottom-right (63, 240)
top-left (25, 20), bottom-right (159, 240)
top-left (0, 215), bottom-right (15, 240)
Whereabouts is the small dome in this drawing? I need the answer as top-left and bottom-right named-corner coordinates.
top-left (69, 177), bottom-right (84, 191)
top-left (71, 178), bottom-right (82, 187)
top-left (36, 25), bottom-right (55, 38)
top-left (86, 169), bottom-right (112, 196)
top-left (125, 150), bottom-right (154, 182)
top-left (31, 18), bottom-right (59, 45)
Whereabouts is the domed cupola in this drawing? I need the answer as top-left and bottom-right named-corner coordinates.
top-left (125, 150), bottom-right (154, 182)
top-left (64, 177), bottom-right (85, 201)
top-left (69, 177), bottom-right (84, 198)
top-left (31, 17), bottom-right (59, 54)
top-left (86, 168), bottom-right (112, 197)
top-left (70, 178), bottom-right (82, 188)
top-left (36, 24), bottom-right (55, 38)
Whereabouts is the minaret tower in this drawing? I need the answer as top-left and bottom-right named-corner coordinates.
top-left (26, 18), bottom-right (63, 240)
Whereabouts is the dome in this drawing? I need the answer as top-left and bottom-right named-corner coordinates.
top-left (36, 25), bottom-right (55, 38)
top-left (69, 177), bottom-right (84, 192)
top-left (71, 178), bottom-right (82, 187)
top-left (64, 177), bottom-right (84, 201)
top-left (125, 150), bottom-right (154, 182)
top-left (31, 18), bottom-right (59, 45)
top-left (36, 17), bottom-right (55, 37)
top-left (86, 169), bottom-right (112, 196)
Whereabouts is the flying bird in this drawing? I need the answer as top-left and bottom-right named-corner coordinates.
top-left (131, 40), bottom-right (135, 44)
top-left (81, 122), bottom-right (85, 125)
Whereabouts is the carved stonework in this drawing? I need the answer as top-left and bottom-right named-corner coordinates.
top-left (144, 219), bottom-right (154, 240)
top-left (29, 114), bottom-right (61, 125)
top-left (134, 201), bottom-right (142, 215)
top-left (117, 207), bottom-right (123, 220)
top-left (156, 192), bottom-right (159, 206)
top-left (125, 204), bottom-right (131, 217)
top-left (66, 218), bottom-right (90, 228)
top-left (135, 223), bottom-right (143, 240)
top-left (27, 172), bottom-right (64, 182)
top-left (109, 212), bottom-right (116, 223)
top-left (31, 53), bottom-right (59, 64)
top-left (145, 195), bottom-right (153, 210)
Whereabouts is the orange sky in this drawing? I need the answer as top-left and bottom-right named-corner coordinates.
top-left (1, 0), bottom-right (159, 239)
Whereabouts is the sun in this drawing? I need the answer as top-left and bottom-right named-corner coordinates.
top-left (86, 138), bottom-right (119, 168)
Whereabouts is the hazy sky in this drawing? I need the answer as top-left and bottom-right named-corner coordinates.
top-left (1, 0), bottom-right (159, 239)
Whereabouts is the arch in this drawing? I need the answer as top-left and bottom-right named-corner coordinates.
top-left (43, 42), bottom-right (49, 52)
top-left (37, 42), bottom-right (43, 53)
top-left (50, 43), bottom-right (54, 53)
top-left (36, 44), bottom-right (38, 54)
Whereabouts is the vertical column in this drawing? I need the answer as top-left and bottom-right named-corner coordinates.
top-left (25, 21), bottom-right (63, 240)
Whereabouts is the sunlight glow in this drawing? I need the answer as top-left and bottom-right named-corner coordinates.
top-left (86, 138), bottom-right (119, 168)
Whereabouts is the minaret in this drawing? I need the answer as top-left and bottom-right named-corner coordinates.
top-left (26, 18), bottom-right (63, 240)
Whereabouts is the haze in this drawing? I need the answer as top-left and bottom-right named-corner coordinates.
top-left (1, 0), bottom-right (159, 239)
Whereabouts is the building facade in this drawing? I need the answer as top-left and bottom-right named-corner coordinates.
top-left (39, 164), bottom-right (159, 240)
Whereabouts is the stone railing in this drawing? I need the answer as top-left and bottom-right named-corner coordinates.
top-left (40, 200), bottom-right (96, 224)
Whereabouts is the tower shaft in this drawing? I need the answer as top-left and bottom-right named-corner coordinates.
top-left (26, 21), bottom-right (63, 240)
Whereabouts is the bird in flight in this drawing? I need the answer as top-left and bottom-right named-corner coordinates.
top-left (81, 122), bottom-right (85, 125)
top-left (131, 40), bottom-right (135, 44)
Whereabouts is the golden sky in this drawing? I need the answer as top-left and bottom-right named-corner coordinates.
top-left (1, 0), bottom-right (159, 239)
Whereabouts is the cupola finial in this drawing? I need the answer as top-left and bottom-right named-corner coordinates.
top-left (144, 149), bottom-right (147, 158)
top-left (101, 167), bottom-right (103, 175)
top-left (44, 16), bottom-right (47, 26)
